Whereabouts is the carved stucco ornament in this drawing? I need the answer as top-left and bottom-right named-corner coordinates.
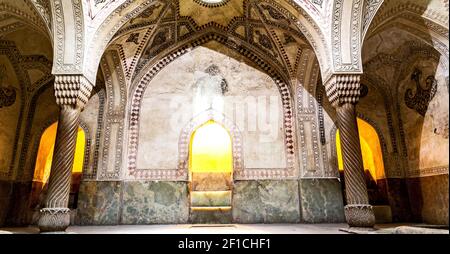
top-left (405, 68), bottom-right (438, 117)
top-left (0, 65), bottom-right (17, 109)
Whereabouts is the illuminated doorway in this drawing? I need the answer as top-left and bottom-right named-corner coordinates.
top-left (30, 122), bottom-right (86, 210)
top-left (189, 120), bottom-right (233, 223)
top-left (335, 118), bottom-right (388, 205)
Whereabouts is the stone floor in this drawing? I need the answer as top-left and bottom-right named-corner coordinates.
top-left (0, 224), bottom-right (346, 234)
top-left (0, 223), bottom-right (448, 234)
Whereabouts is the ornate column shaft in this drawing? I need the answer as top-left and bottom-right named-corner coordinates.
top-left (38, 75), bottom-right (93, 233)
top-left (325, 74), bottom-right (375, 227)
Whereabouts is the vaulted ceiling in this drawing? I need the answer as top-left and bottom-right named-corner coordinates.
top-left (0, 0), bottom-right (49, 38)
top-left (108, 0), bottom-right (317, 83)
top-left (0, 0), bottom-right (53, 104)
top-left (0, 0), bottom-right (448, 89)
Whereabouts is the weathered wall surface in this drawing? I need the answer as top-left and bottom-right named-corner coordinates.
top-left (0, 55), bottom-right (21, 178)
top-left (121, 181), bottom-right (189, 224)
top-left (137, 46), bottom-right (286, 171)
top-left (76, 181), bottom-right (122, 225)
top-left (4, 85), bottom-right (59, 226)
top-left (0, 31), bottom-right (53, 226)
top-left (76, 180), bottom-right (189, 225)
top-left (79, 88), bottom-right (103, 179)
top-left (399, 58), bottom-right (449, 174)
top-left (299, 179), bottom-right (345, 223)
top-left (396, 47), bottom-right (448, 225)
top-left (22, 85), bottom-right (58, 181)
top-left (362, 24), bottom-right (449, 224)
top-left (232, 180), bottom-right (300, 223)
top-left (0, 181), bottom-right (12, 226)
top-left (407, 175), bottom-right (449, 225)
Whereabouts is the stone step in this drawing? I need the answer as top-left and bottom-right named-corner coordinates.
top-left (190, 206), bottom-right (232, 224)
top-left (191, 172), bottom-right (232, 191)
top-left (191, 191), bottom-right (232, 207)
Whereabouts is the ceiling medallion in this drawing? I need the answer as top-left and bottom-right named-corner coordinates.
top-left (193, 0), bottom-right (231, 8)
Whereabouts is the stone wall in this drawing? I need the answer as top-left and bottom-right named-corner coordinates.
top-left (299, 179), bottom-right (345, 223)
top-left (232, 180), bottom-right (300, 223)
top-left (136, 46), bottom-right (286, 172)
top-left (397, 49), bottom-right (449, 225)
top-left (0, 28), bottom-right (53, 227)
top-left (76, 181), bottom-right (122, 225)
top-left (0, 181), bottom-right (12, 226)
top-left (121, 181), bottom-right (189, 224)
top-left (79, 87), bottom-right (103, 178)
top-left (361, 24), bottom-right (449, 224)
top-left (399, 58), bottom-right (449, 175)
top-left (407, 174), bottom-right (449, 225)
top-left (21, 85), bottom-right (59, 181)
top-left (77, 179), bottom-right (305, 224)
top-left (76, 180), bottom-right (189, 225)
top-left (0, 51), bottom-right (22, 227)
top-left (0, 55), bottom-right (21, 178)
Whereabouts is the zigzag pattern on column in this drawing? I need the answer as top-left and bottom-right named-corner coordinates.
top-left (325, 74), bottom-right (361, 107)
top-left (54, 75), bottom-right (93, 110)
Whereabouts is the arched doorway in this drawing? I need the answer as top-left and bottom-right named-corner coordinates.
top-left (336, 118), bottom-right (389, 206)
top-left (30, 122), bottom-right (86, 210)
top-left (189, 120), bottom-right (233, 224)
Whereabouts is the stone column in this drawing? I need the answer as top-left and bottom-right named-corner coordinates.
top-left (38, 75), bottom-right (93, 233)
top-left (325, 74), bottom-right (375, 227)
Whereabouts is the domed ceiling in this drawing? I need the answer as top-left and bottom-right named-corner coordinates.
top-left (108, 0), bottom-right (315, 82)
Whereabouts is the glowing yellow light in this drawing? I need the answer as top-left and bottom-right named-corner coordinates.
top-left (33, 123), bottom-right (57, 183)
top-left (189, 121), bottom-right (232, 173)
top-left (33, 122), bottom-right (86, 186)
top-left (336, 118), bottom-right (385, 181)
top-left (73, 128), bottom-right (85, 174)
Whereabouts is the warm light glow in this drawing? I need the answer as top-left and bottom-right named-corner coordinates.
top-left (33, 122), bottom-right (86, 185)
top-left (200, 0), bottom-right (226, 3)
top-left (189, 121), bottom-right (232, 173)
top-left (336, 118), bottom-right (385, 181)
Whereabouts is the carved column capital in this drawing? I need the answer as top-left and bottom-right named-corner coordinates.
top-left (324, 74), bottom-right (361, 107)
top-left (54, 74), bottom-right (93, 110)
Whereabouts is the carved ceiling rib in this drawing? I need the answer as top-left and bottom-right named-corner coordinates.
top-left (0, 2), bottom-right (50, 40)
top-left (106, 0), bottom-right (320, 86)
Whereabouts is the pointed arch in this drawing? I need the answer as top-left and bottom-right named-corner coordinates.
top-left (29, 120), bottom-right (91, 209)
top-left (83, 0), bottom-right (330, 84)
top-left (126, 32), bottom-right (297, 180)
top-left (331, 115), bottom-right (387, 181)
top-left (178, 110), bottom-right (243, 179)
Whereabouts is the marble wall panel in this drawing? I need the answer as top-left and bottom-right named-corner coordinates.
top-left (76, 181), bottom-right (121, 225)
top-left (121, 181), bottom-right (189, 224)
top-left (299, 178), bottom-right (345, 223)
top-left (232, 180), bottom-right (300, 223)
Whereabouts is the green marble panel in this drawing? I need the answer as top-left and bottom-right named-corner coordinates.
top-left (121, 181), bottom-right (189, 224)
top-left (232, 180), bottom-right (300, 223)
top-left (299, 178), bottom-right (345, 223)
top-left (76, 181), bottom-right (121, 225)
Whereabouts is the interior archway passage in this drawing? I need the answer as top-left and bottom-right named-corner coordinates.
top-left (189, 120), bottom-right (233, 223)
top-left (30, 122), bottom-right (86, 210)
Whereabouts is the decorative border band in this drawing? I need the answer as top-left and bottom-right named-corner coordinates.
top-left (193, 0), bottom-right (231, 8)
top-left (407, 166), bottom-right (449, 178)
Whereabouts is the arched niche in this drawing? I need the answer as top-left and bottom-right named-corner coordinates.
top-left (29, 121), bottom-right (90, 210)
top-left (127, 36), bottom-right (297, 181)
